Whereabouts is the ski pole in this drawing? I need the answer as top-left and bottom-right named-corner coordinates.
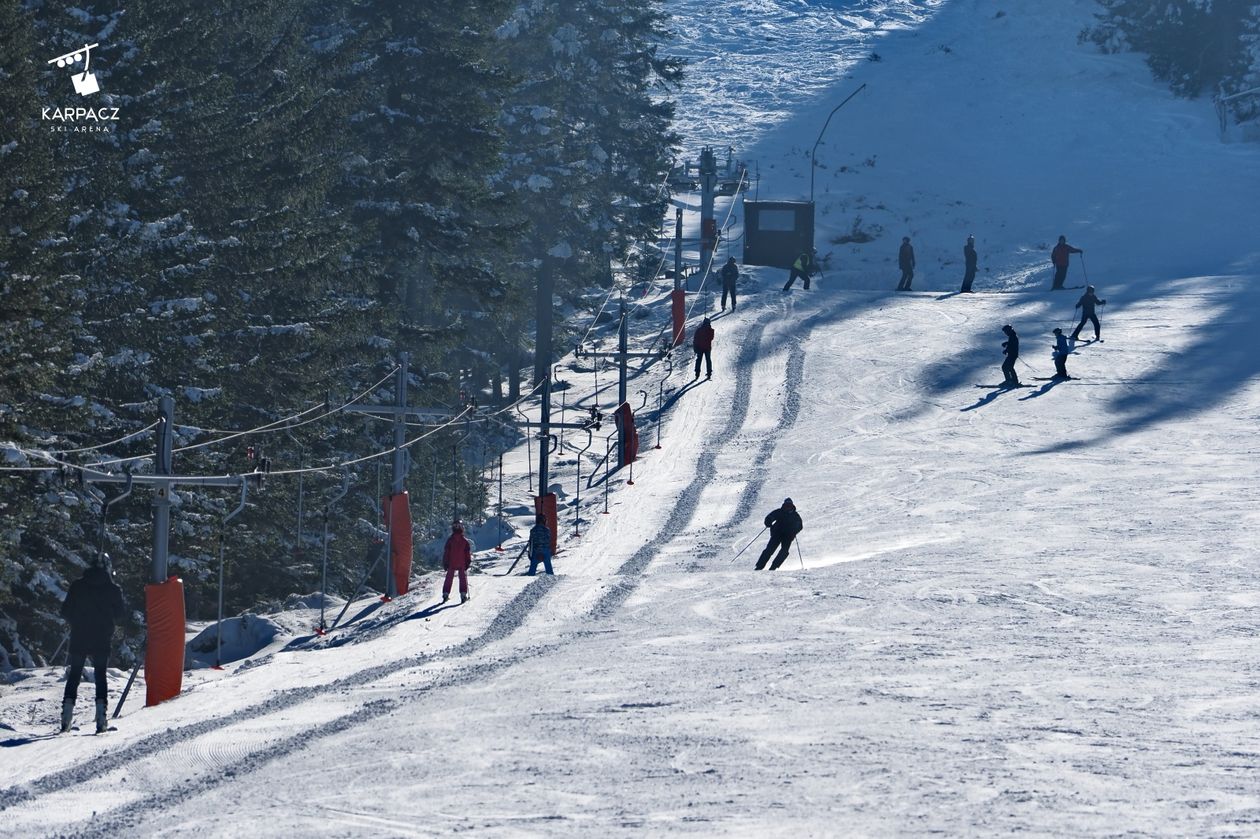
top-left (730, 527), bottom-right (767, 563)
top-left (113, 659), bottom-right (142, 719)
top-left (502, 543), bottom-right (529, 576)
top-left (795, 539), bottom-right (805, 570)
top-left (1079, 253), bottom-right (1089, 285)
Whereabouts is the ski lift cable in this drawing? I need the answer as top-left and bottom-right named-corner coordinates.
top-left (641, 167), bottom-right (748, 358)
top-left (43, 420), bottom-right (163, 455)
top-left (7, 401), bottom-right (474, 482)
top-left (483, 376), bottom-right (547, 419)
top-left (266, 404), bottom-right (476, 477)
top-left (682, 168), bottom-right (747, 325)
top-left (574, 165), bottom-right (675, 352)
top-left (170, 365), bottom-right (401, 455)
top-left (176, 403), bottom-right (324, 438)
top-left (76, 365), bottom-right (401, 471)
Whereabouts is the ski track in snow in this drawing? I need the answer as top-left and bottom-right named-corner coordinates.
top-left (0, 578), bottom-right (559, 822)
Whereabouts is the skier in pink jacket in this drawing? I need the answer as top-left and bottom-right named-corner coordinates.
top-left (442, 521), bottom-right (472, 604)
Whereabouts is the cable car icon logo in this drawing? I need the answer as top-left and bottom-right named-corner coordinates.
top-left (48, 43), bottom-right (100, 96)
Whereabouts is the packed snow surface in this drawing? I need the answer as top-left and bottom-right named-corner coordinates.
top-left (4, 0), bottom-right (1260, 835)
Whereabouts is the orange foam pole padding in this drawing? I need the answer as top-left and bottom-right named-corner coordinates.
top-left (615, 402), bottom-right (639, 466)
top-left (671, 289), bottom-right (686, 347)
top-left (383, 492), bottom-right (413, 595)
top-left (144, 576), bottom-right (185, 707)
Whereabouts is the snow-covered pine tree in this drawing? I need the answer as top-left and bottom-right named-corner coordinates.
top-left (17, 0), bottom-right (385, 634)
top-left (493, 0), bottom-right (680, 381)
top-left (1230, 5), bottom-right (1260, 121)
top-left (0, 0), bottom-right (92, 669)
top-left (317, 0), bottom-right (515, 543)
top-left (1088, 0), bottom-right (1254, 98)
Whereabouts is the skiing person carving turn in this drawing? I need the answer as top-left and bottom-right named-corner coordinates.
top-left (755, 498), bottom-right (803, 571)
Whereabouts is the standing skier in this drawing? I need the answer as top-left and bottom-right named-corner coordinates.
top-left (1050, 235), bottom-right (1083, 290)
top-left (960, 235), bottom-right (978, 293)
top-left (783, 248), bottom-right (815, 291)
top-left (526, 514), bottom-right (554, 576)
top-left (442, 521), bottom-right (472, 604)
top-left (60, 557), bottom-right (126, 733)
top-left (720, 257), bottom-right (739, 311)
top-left (692, 316), bottom-right (714, 380)
top-left (896, 237), bottom-right (916, 291)
top-left (1001, 324), bottom-right (1021, 387)
top-left (1052, 327), bottom-right (1071, 379)
top-left (754, 498), bottom-right (804, 571)
top-left (1070, 285), bottom-right (1107, 342)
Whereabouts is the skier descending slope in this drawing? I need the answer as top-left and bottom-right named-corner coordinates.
top-left (754, 499), bottom-right (804, 571)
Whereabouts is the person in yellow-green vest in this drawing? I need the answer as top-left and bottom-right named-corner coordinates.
top-left (783, 248), bottom-right (815, 291)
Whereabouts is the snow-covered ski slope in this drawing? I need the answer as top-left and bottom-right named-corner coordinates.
top-left (4, 1), bottom-right (1260, 835)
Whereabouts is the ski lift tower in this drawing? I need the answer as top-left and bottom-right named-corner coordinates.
top-left (698, 146), bottom-right (718, 278)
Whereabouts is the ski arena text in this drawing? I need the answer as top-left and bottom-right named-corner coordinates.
top-left (43, 106), bottom-right (120, 132)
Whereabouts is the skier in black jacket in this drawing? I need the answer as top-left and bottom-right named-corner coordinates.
top-left (755, 498), bottom-right (804, 570)
top-left (960, 235), bottom-right (977, 293)
top-left (1069, 285), bottom-right (1107, 341)
top-left (896, 237), bottom-right (916, 291)
top-left (720, 257), bottom-right (739, 310)
top-left (60, 558), bottom-right (126, 733)
top-left (1001, 324), bottom-right (1021, 387)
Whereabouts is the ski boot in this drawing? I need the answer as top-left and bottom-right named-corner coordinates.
top-left (460, 592), bottom-right (469, 604)
top-left (95, 700), bottom-right (107, 734)
top-left (61, 698), bottom-right (74, 733)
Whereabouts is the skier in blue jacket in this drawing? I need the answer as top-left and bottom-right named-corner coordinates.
top-left (526, 515), bottom-right (553, 575)
top-left (1052, 327), bottom-right (1071, 379)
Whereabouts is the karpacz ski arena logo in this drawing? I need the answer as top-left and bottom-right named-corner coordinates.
top-left (43, 43), bottom-right (120, 132)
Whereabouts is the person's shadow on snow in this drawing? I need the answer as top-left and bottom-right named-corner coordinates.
top-left (404, 600), bottom-right (460, 623)
top-left (660, 375), bottom-right (707, 412)
top-left (1019, 378), bottom-right (1067, 400)
top-left (961, 386), bottom-right (1022, 411)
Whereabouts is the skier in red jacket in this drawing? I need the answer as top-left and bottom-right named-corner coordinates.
top-left (1050, 235), bottom-right (1083, 290)
top-left (692, 317), bottom-right (714, 380)
top-left (442, 521), bottom-right (472, 604)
